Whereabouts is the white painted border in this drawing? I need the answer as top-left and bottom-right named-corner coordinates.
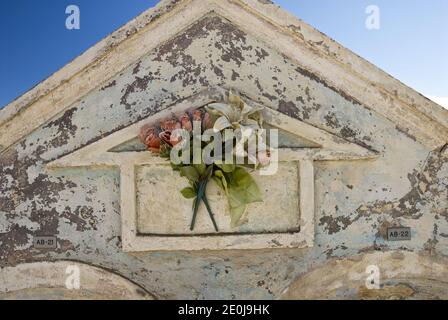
top-left (119, 159), bottom-right (312, 252)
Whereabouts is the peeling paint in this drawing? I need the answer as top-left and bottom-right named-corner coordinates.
top-left (0, 9), bottom-right (447, 300)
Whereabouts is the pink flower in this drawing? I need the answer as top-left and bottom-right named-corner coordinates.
top-left (139, 124), bottom-right (161, 153)
top-left (180, 113), bottom-right (193, 132)
top-left (257, 150), bottom-right (271, 166)
top-left (159, 131), bottom-right (182, 147)
top-left (161, 118), bottom-right (181, 131)
top-left (192, 109), bottom-right (203, 122)
top-left (189, 109), bottom-right (213, 131)
top-left (202, 112), bottom-right (213, 130)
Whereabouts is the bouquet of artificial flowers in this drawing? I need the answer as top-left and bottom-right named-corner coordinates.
top-left (139, 92), bottom-right (271, 231)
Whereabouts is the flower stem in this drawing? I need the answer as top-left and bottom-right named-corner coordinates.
top-left (203, 194), bottom-right (219, 232)
top-left (190, 166), bottom-right (215, 232)
top-left (190, 180), bottom-right (206, 231)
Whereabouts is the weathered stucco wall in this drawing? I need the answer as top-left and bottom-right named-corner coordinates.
top-left (1, 6), bottom-right (447, 299)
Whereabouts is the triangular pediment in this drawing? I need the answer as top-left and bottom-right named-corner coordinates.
top-left (107, 128), bottom-right (319, 153)
top-left (1, 0), bottom-right (446, 154)
top-left (48, 87), bottom-right (377, 170)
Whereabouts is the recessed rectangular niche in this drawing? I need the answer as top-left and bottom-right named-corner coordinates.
top-left (136, 162), bottom-right (300, 236)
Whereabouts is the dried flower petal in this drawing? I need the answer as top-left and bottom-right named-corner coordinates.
top-left (192, 109), bottom-right (203, 122)
top-left (170, 130), bottom-right (183, 146)
top-left (202, 112), bottom-right (213, 130)
top-left (161, 118), bottom-right (181, 131)
top-left (146, 136), bottom-right (161, 150)
top-left (213, 116), bottom-right (232, 132)
top-left (139, 124), bottom-right (153, 144)
top-left (139, 124), bottom-right (161, 152)
top-left (180, 113), bottom-right (193, 132)
top-left (159, 131), bottom-right (171, 146)
top-left (257, 150), bottom-right (271, 166)
top-left (159, 130), bottom-right (182, 147)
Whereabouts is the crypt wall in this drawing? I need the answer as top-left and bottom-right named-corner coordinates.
top-left (0, 4), bottom-right (447, 299)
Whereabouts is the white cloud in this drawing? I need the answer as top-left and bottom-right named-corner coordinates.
top-left (427, 96), bottom-right (448, 109)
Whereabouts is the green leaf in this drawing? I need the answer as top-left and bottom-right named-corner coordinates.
top-left (230, 167), bottom-right (263, 203)
top-left (159, 143), bottom-right (172, 158)
top-left (180, 166), bottom-right (199, 182)
top-left (193, 163), bottom-right (206, 176)
top-left (228, 187), bottom-right (247, 208)
top-left (230, 205), bottom-right (247, 228)
top-left (224, 167), bottom-right (263, 227)
top-left (214, 170), bottom-right (229, 194)
top-left (212, 176), bottom-right (224, 190)
top-left (181, 187), bottom-right (196, 199)
top-left (216, 163), bottom-right (236, 173)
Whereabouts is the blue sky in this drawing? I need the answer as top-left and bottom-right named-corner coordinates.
top-left (1, 0), bottom-right (447, 109)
